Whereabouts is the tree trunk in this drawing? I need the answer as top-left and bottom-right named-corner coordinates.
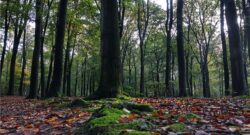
top-left (176, 0), bottom-right (187, 97)
top-left (243, 0), bottom-right (250, 62)
top-left (63, 23), bottom-right (72, 96)
top-left (48, 0), bottom-right (68, 97)
top-left (74, 61), bottom-right (79, 96)
top-left (132, 51), bottom-right (137, 95)
top-left (0, 0), bottom-right (10, 82)
top-left (46, 46), bottom-right (54, 95)
top-left (171, 51), bottom-right (175, 96)
top-left (225, 0), bottom-right (247, 96)
top-left (204, 62), bottom-right (210, 97)
top-left (80, 60), bottom-right (85, 96)
top-left (128, 47), bottom-right (132, 85)
top-left (8, 25), bottom-right (24, 95)
top-left (186, 52), bottom-right (190, 96)
top-left (83, 58), bottom-right (87, 96)
top-left (18, 28), bottom-right (27, 96)
top-left (94, 0), bottom-right (121, 99)
top-left (189, 56), bottom-right (193, 96)
top-left (220, 0), bottom-right (230, 96)
top-left (40, 0), bottom-right (53, 98)
top-left (66, 35), bottom-right (76, 97)
top-left (139, 41), bottom-right (145, 96)
top-left (137, 0), bottom-right (149, 96)
top-left (156, 59), bottom-right (160, 94)
top-left (28, 0), bottom-right (43, 99)
top-left (165, 0), bottom-right (174, 97)
top-left (92, 72), bottom-right (95, 94)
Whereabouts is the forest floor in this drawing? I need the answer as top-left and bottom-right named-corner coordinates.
top-left (0, 96), bottom-right (249, 135)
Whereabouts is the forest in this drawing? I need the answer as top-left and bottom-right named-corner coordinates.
top-left (0, 0), bottom-right (250, 134)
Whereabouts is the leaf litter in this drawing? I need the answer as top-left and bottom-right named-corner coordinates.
top-left (0, 96), bottom-right (250, 135)
top-left (0, 96), bottom-right (91, 135)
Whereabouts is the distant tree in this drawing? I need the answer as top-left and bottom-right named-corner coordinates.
top-left (137, 0), bottom-right (150, 96)
top-left (48, 0), bottom-right (68, 97)
top-left (63, 22), bottom-right (72, 96)
top-left (176, 0), bottom-right (187, 97)
top-left (189, 0), bottom-right (218, 98)
top-left (225, 0), bottom-right (247, 96)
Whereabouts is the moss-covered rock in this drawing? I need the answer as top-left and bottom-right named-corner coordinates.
top-left (117, 101), bottom-right (154, 113)
top-left (168, 123), bottom-right (186, 132)
top-left (81, 105), bottom-right (126, 134)
top-left (78, 104), bottom-right (154, 135)
top-left (70, 99), bottom-right (89, 107)
top-left (89, 107), bottom-right (126, 127)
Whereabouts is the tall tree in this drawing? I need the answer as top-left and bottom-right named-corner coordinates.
top-left (189, 0), bottom-right (218, 97)
top-left (225, 0), bottom-right (247, 96)
top-left (165, 0), bottom-right (174, 97)
top-left (220, 0), bottom-right (230, 96)
top-left (176, 0), bottom-right (187, 97)
top-left (242, 0), bottom-right (250, 61)
top-left (18, 28), bottom-right (27, 96)
top-left (8, 0), bottom-right (31, 95)
top-left (93, 0), bottom-right (121, 99)
top-left (0, 0), bottom-right (10, 82)
top-left (27, 0), bottom-right (43, 99)
top-left (40, 0), bottom-right (54, 98)
top-left (48, 0), bottom-right (68, 97)
top-left (137, 0), bottom-right (150, 96)
top-left (63, 22), bottom-right (72, 96)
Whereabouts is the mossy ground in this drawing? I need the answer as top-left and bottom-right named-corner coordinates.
top-left (168, 123), bottom-right (186, 132)
top-left (43, 97), bottom-right (203, 134)
top-left (75, 97), bottom-right (154, 135)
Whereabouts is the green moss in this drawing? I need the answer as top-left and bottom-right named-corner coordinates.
top-left (237, 95), bottom-right (250, 99)
top-left (88, 107), bottom-right (126, 127)
top-left (168, 123), bottom-right (186, 132)
top-left (80, 104), bottom-right (154, 135)
top-left (82, 107), bottom-right (100, 112)
top-left (118, 95), bottom-right (133, 101)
